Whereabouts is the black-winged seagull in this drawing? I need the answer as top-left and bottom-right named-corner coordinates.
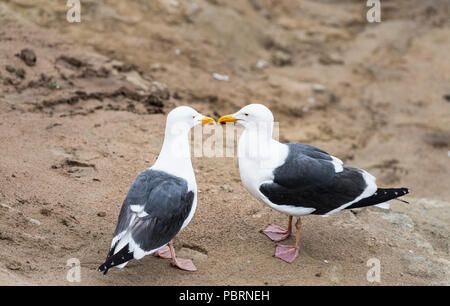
top-left (98, 106), bottom-right (215, 274)
top-left (218, 104), bottom-right (409, 263)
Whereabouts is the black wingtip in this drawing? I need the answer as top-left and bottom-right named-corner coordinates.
top-left (345, 187), bottom-right (410, 210)
top-left (98, 244), bottom-right (134, 275)
top-left (98, 263), bottom-right (109, 275)
top-left (396, 187), bottom-right (410, 203)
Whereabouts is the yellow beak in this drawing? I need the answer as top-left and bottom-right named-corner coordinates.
top-left (218, 114), bottom-right (237, 125)
top-left (201, 116), bottom-right (216, 125)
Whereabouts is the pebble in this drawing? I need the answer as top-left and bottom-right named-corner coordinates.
top-left (271, 50), bottom-right (292, 67)
top-left (256, 60), bottom-right (268, 69)
top-left (220, 184), bottom-right (234, 193)
top-left (97, 212), bottom-right (106, 217)
top-left (212, 73), bottom-right (229, 81)
top-left (17, 48), bottom-right (37, 66)
top-left (402, 254), bottom-right (443, 279)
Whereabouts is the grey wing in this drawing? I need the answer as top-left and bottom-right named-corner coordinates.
top-left (259, 143), bottom-right (371, 215)
top-left (110, 169), bottom-right (194, 255)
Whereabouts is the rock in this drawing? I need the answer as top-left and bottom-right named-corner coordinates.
top-left (220, 184), bottom-right (234, 193)
top-left (212, 73), bottom-right (229, 81)
top-left (58, 55), bottom-right (86, 68)
top-left (256, 60), bottom-right (268, 69)
top-left (149, 81), bottom-right (170, 101)
top-left (97, 212), bottom-right (106, 217)
top-left (124, 71), bottom-right (151, 91)
top-left (45, 123), bottom-right (61, 130)
top-left (271, 51), bottom-right (292, 67)
top-left (252, 212), bottom-right (262, 218)
top-left (329, 264), bottom-right (343, 284)
top-left (149, 63), bottom-right (167, 72)
top-left (350, 208), bottom-right (364, 214)
top-left (422, 133), bottom-right (450, 148)
top-left (26, 217), bottom-right (40, 225)
top-left (16, 48), bottom-right (37, 66)
top-left (5, 65), bottom-right (15, 73)
top-left (40, 208), bottom-right (51, 216)
top-left (319, 53), bottom-right (344, 65)
top-left (415, 240), bottom-right (433, 250)
top-left (382, 212), bottom-right (414, 232)
top-left (312, 83), bottom-right (327, 94)
top-left (402, 254), bottom-right (443, 279)
top-left (387, 240), bottom-right (398, 247)
top-left (6, 261), bottom-right (22, 271)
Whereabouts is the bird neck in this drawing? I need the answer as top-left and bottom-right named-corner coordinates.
top-left (238, 122), bottom-right (276, 160)
top-left (243, 121), bottom-right (274, 138)
top-left (153, 130), bottom-right (194, 179)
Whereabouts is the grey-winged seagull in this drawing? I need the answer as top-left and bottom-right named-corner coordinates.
top-left (218, 104), bottom-right (409, 263)
top-left (98, 106), bottom-right (215, 274)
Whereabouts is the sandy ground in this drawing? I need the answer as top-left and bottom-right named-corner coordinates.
top-left (0, 0), bottom-right (449, 285)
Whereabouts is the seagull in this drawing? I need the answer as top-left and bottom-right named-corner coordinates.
top-left (98, 106), bottom-right (215, 274)
top-left (218, 104), bottom-right (409, 263)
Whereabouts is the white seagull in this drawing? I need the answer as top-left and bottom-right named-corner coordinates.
top-left (218, 104), bottom-right (409, 263)
top-left (98, 106), bottom-right (215, 274)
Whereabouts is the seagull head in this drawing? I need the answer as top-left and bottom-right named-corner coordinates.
top-left (218, 104), bottom-right (274, 128)
top-left (165, 106), bottom-right (215, 135)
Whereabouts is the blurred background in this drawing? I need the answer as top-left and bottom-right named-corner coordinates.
top-left (0, 0), bottom-right (449, 285)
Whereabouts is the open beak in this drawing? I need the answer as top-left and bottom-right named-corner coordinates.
top-left (201, 116), bottom-right (216, 125)
top-left (218, 114), bottom-right (237, 125)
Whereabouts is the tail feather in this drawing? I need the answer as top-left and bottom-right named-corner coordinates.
top-left (346, 187), bottom-right (409, 210)
top-left (98, 244), bottom-right (134, 275)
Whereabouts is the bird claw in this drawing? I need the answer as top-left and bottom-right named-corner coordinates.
top-left (171, 258), bottom-right (197, 272)
top-left (274, 245), bottom-right (299, 263)
top-left (262, 224), bottom-right (291, 242)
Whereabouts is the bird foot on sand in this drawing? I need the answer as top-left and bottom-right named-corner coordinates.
top-left (262, 224), bottom-right (291, 242)
top-left (171, 258), bottom-right (197, 272)
top-left (274, 245), bottom-right (299, 263)
top-left (154, 245), bottom-right (171, 259)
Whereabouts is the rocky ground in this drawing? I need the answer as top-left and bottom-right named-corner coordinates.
top-left (0, 0), bottom-right (449, 285)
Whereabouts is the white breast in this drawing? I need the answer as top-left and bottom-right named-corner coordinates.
top-left (238, 132), bottom-right (286, 202)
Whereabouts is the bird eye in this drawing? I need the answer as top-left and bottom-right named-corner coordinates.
top-left (192, 115), bottom-right (196, 118)
top-left (244, 113), bottom-right (249, 116)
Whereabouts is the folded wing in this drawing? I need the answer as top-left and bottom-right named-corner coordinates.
top-left (99, 169), bottom-right (194, 274)
top-left (259, 143), bottom-right (377, 215)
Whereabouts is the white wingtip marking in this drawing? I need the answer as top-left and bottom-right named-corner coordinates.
top-left (331, 156), bottom-right (344, 173)
top-left (375, 202), bottom-right (390, 210)
top-left (116, 262), bottom-right (128, 269)
top-left (130, 205), bottom-right (143, 213)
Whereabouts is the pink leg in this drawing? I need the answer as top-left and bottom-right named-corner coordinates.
top-left (168, 241), bottom-right (197, 272)
top-left (154, 245), bottom-right (171, 259)
top-left (261, 216), bottom-right (293, 242)
top-left (274, 217), bottom-right (302, 263)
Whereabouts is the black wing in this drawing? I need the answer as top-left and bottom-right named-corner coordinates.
top-left (260, 143), bottom-right (369, 215)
